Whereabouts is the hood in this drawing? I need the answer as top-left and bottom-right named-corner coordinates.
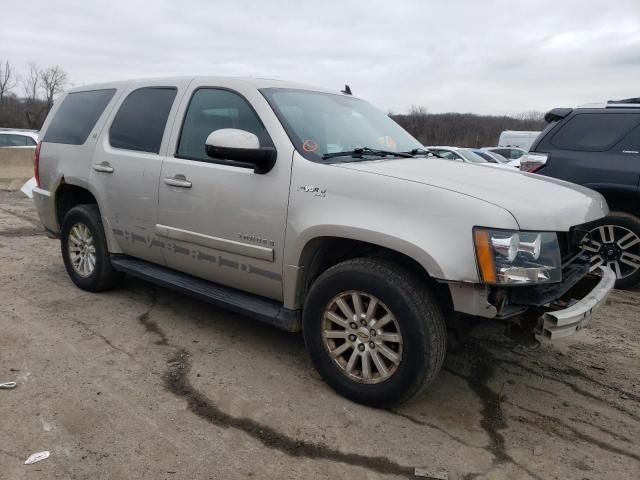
top-left (335, 157), bottom-right (607, 231)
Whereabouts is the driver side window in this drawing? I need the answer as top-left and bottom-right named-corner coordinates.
top-left (177, 88), bottom-right (270, 161)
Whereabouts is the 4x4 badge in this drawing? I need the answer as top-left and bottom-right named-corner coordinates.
top-left (298, 185), bottom-right (327, 197)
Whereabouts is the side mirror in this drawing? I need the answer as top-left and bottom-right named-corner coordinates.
top-left (205, 128), bottom-right (276, 174)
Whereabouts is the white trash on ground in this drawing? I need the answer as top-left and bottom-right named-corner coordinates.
top-left (20, 177), bottom-right (37, 199)
top-left (0, 381), bottom-right (17, 389)
top-left (414, 468), bottom-right (448, 479)
top-left (24, 451), bottom-right (50, 465)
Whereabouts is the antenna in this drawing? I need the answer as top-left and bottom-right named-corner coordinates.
top-left (341, 85), bottom-right (352, 95)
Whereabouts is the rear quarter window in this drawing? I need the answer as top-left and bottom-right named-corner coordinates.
top-left (550, 113), bottom-right (640, 152)
top-left (43, 89), bottom-right (116, 145)
top-left (109, 87), bottom-right (177, 154)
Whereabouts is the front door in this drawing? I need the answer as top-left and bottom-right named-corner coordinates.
top-left (157, 84), bottom-right (292, 301)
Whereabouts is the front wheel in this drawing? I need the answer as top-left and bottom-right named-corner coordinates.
top-left (581, 212), bottom-right (640, 289)
top-left (302, 258), bottom-right (447, 407)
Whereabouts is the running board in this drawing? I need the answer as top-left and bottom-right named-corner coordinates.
top-left (110, 255), bottom-right (300, 332)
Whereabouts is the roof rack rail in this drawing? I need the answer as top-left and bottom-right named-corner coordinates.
top-left (606, 97), bottom-right (640, 107)
top-left (608, 97), bottom-right (640, 104)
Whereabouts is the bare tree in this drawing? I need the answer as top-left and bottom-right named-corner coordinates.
top-left (392, 109), bottom-right (547, 147)
top-left (40, 65), bottom-right (68, 108)
top-left (21, 63), bottom-right (46, 128)
top-left (22, 63), bottom-right (40, 102)
top-left (0, 60), bottom-right (17, 104)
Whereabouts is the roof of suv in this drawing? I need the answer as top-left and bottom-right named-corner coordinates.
top-left (67, 76), bottom-right (343, 96)
top-left (576, 101), bottom-right (640, 109)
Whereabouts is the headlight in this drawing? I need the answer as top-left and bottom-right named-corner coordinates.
top-left (473, 228), bottom-right (562, 285)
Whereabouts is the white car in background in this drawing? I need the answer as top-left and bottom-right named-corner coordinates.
top-left (497, 130), bottom-right (540, 151)
top-left (0, 128), bottom-right (39, 148)
top-left (483, 146), bottom-right (528, 161)
top-left (427, 146), bottom-right (512, 170)
top-left (507, 158), bottom-right (523, 169)
top-left (472, 149), bottom-right (510, 164)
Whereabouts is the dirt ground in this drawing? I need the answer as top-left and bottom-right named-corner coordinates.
top-left (1, 190), bottom-right (638, 480)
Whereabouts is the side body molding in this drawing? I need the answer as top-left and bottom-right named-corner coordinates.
top-left (155, 224), bottom-right (274, 262)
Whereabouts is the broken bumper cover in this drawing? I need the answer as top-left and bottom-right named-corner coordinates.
top-left (537, 266), bottom-right (615, 340)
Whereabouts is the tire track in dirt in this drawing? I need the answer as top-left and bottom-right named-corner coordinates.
top-left (443, 341), bottom-right (544, 480)
top-left (509, 401), bottom-right (640, 463)
top-left (0, 207), bottom-right (41, 227)
top-left (135, 289), bottom-right (419, 479)
top-left (477, 339), bottom-right (640, 422)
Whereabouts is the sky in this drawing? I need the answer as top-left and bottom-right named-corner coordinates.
top-left (2, 0), bottom-right (639, 115)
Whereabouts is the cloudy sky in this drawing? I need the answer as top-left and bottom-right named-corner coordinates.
top-left (2, 0), bottom-right (639, 115)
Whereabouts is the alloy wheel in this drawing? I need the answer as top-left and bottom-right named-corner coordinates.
top-left (68, 222), bottom-right (97, 277)
top-left (321, 291), bottom-right (403, 384)
top-left (582, 224), bottom-right (640, 279)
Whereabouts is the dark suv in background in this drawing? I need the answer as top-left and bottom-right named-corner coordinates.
top-left (521, 98), bottom-right (640, 288)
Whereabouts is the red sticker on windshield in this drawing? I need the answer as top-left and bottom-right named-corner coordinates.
top-left (303, 139), bottom-right (318, 152)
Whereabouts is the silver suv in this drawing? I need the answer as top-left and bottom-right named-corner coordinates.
top-left (32, 77), bottom-right (615, 406)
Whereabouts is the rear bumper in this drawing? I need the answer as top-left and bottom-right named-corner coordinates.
top-left (33, 187), bottom-right (58, 233)
top-left (537, 266), bottom-right (615, 340)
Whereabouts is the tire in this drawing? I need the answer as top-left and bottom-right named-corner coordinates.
top-left (302, 258), bottom-right (447, 407)
top-left (60, 204), bottom-right (121, 292)
top-left (581, 211), bottom-right (640, 289)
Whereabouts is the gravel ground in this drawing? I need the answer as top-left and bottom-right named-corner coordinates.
top-left (1, 190), bottom-right (638, 480)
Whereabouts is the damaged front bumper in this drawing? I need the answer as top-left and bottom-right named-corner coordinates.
top-left (536, 266), bottom-right (615, 340)
top-left (446, 265), bottom-right (615, 340)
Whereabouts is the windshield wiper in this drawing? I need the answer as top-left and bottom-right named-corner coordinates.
top-left (322, 147), bottom-right (414, 160)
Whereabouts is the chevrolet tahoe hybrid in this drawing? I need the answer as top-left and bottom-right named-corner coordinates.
top-left (32, 77), bottom-right (615, 406)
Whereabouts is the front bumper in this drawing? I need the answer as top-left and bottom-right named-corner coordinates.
top-left (537, 266), bottom-right (615, 340)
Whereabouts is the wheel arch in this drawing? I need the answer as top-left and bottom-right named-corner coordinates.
top-left (286, 234), bottom-right (452, 315)
top-left (55, 180), bottom-right (99, 228)
top-left (54, 180), bottom-right (122, 253)
top-left (582, 183), bottom-right (640, 217)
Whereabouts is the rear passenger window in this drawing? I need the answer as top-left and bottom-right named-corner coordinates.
top-left (43, 89), bottom-right (115, 145)
top-left (109, 87), bottom-right (177, 154)
top-left (177, 88), bottom-right (270, 161)
top-left (551, 113), bottom-right (640, 152)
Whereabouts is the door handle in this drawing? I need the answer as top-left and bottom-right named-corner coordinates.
top-left (92, 163), bottom-right (114, 173)
top-left (164, 176), bottom-right (192, 188)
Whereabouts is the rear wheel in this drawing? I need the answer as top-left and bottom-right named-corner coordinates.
top-left (60, 204), bottom-right (121, 292)
top-left (581, 212), bottom-right (640, 289)
top-left (303, 258), bottom-right (447, 407)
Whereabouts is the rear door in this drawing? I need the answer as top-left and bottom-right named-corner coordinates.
top-left (156, 81), bottom-right (294, 301)
top-left (536, 111), bottom-right (640, 213)
top-left (90, 80), bottom-right (190, 265)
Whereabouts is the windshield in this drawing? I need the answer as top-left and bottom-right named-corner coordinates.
top-left (472, 150), bottom-right (498, 163)
top-left (261, 88), bottom-right (422, 161)
top-left (456, 149), bottom-right (488, 163)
